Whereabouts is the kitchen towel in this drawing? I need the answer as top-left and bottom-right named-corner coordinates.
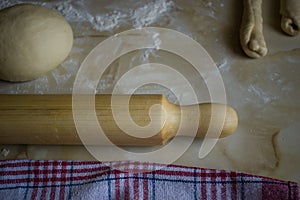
top-left (0, 160), bottom-right (299, 200)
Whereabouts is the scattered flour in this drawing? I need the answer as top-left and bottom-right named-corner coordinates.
top-left (131, 0), bottom-right (174, 28)
top-left (247, 85), bottom-right (273, 104)
top-left (0, 0), bottom-right (175, 94)
top-left (0, 0), bottom-right (175, 32)
top-left (0, 148), bottom-right (10, 157)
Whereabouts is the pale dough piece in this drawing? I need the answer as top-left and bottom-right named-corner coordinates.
top-left (240, 0), bottom-right (268, 58)
top-left (0, 4), bottom-right (73, 82)
top-left (280, 0), bottom-right (300, 36)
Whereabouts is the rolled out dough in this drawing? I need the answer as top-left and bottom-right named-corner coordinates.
top-left (0, 4), bottom-right (73, 82)
top-left (280, 0), bottom-right (300, 36)
top-left (240, 0), bottom-right (268, 58)
top-left (240, 0), bottom-right (299, 58)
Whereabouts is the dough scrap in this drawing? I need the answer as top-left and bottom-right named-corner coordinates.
top-left (280, 0), bottom-right (300, 36)
top-left (240, 0), bottom-right (268, 58)
top-left (0, 4), bottom-right (73, 82)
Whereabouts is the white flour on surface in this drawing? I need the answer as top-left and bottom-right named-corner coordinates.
top-left (0, 0), bottom-right (175, 32)
top-left (0, 0), bottom-right (297, 118)
top-left (0, 0), bottom-right (177, 94)
top-left (1, 0), bottom-right (300, 185)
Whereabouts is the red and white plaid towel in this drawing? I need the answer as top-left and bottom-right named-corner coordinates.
top-left (0, 160), bottom-right (299, 200)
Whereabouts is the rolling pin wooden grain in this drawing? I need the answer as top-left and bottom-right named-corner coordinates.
top-left (0, 94), bottom-right (238, 146)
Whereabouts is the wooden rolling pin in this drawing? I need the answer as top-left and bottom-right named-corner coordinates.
top-left (0, 94), bottom-right (238, 146)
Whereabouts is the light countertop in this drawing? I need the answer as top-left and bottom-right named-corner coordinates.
top-left (0, 0), bottom-right (300, 184)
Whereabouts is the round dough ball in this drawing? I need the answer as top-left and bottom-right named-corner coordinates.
top-left (0, 4), bottom-right (73, 82)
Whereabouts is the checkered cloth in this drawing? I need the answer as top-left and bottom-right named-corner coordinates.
top-left (0, 160), bottom-right (299, 200)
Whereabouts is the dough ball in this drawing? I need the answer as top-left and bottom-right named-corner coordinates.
top-left (0, 4), bottom-right (73, 82)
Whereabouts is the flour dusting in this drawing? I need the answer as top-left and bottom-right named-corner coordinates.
top-left (1, 0), bottom-right (174, 32)
top-left (0, 0), bottom-right (175, 94)
top-left (132, 0), bottom-right (174, 28)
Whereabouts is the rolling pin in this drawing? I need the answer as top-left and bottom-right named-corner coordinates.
top-left (0, 94), bottom-right (238, 146)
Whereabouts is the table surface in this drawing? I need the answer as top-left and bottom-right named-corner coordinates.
top-left (0, 0), bottom-right (299, 184)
